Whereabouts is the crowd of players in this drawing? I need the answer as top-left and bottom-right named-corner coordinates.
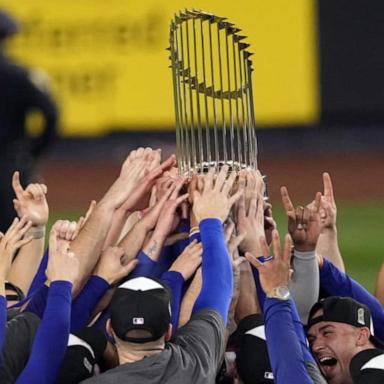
top-left (0, 147), bottom-right (383, 384)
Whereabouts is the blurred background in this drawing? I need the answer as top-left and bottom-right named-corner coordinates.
top-left (1, 0), bottom-right (383, 290)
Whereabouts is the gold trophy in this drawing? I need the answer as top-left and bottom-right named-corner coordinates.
top-left (169, 9), bottom-right (258, 176)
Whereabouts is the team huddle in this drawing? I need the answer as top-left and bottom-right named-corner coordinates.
top-left (0, 147), bottom-right (383, 383)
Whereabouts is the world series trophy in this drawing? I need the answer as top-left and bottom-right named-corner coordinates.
top-left (168, 9), bottom-right (259, 177)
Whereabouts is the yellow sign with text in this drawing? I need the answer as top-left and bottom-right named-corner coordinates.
top-left (2, 0), bottom-right (319, 135)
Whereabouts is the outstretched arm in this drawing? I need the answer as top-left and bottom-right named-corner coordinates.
top-left (7, 172), bottom-right (48, 297)
top-left (70, 151), bottom-right (176, 295)
top-left (320, 257), bottom-right (384, 340)
top-left (315, 173), bottom-right (344, 272)
top-left (0, 217), bottom-right (33, 352)
top-left (16, 225), bottom-right (80, 384)
top-left (192, 166), bottom-right (243, 323)
top-left (280, 186), bottom-right (321, 323)
top-left (247, 232), bottom-right (316, 384)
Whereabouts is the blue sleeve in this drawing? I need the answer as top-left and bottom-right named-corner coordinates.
top-left (155, 237), bottom-right (191, 276)
top-left (251, 265), bottom-right (267, 309)
top-left (179, 219), bottom-right (190, 233)
top-left (0, 296), bottom-right (6, 367)
top-left (192, 219), bottom-right (233, 323)
top-left (320, 259), bottom-right (384, 340)
top-left (70, 275), bottom-right (110, 332)
top-left (155, 246), bottom-right (179, 276)
top-left (91, 307), bottom-right (111, 339)
top-left (16, 281), bottom-right (72, 384)
top-left (264, 298), bottom-right (314, 384)
top-left (27, 248), bottom-right (49, 296)
top-left (129, 250), bottom-right (159, 278)
top-left (154, 233), bottom-right (200, 277)
top-left (23, 285), bottom-right (49, 318)
top-left (161, 271), bottom-right (185, 333)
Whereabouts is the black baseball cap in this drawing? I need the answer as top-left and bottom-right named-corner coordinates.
top-left (57, 328), bottom-right (107, 384)
top-left (236, 314), bottom-right (274, 383)
top-left (307, 296), bottom-right (384, 349)
top-left (350, 348), bottom-right (384, 384)
top-left (110, 277), bottom-right (171, 343)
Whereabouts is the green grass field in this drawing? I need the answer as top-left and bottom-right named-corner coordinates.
top-left (49, 200), bottom-right (384, 293)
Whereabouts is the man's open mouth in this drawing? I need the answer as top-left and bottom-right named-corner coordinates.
top-left (319, 356), bottom-right (338, 367)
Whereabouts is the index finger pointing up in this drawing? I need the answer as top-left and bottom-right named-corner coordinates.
top-left (12, 171), bottom-right (24, 198)
top-left (280, 186), bottom-right (295, 216)
top-left (323, 172), bottom-right (335, 203)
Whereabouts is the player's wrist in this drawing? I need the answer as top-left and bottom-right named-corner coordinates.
top-left (266, 285), bottom-right (290, 300)
top-left (26, 225), bottom-right (46, 239)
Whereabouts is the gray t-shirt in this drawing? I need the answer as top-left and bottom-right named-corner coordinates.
top-left (82, 309), bottom-right (225, 384)
top-left (0, 311), bottom-right (40, 384)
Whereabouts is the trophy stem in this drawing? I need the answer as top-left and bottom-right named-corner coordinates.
top-left (232, 33), bottom-right (243, 167)
top-left (208, 21), bottom-right (219, 169)
top-left (200, 18), bottom-right (212, 167)
top-left (179, 25), bottom-right (191, 173)
top-left (225, 29), bottom-right (235, 164)
top-left (216, 25), bottom-right (227, 165)
top-left (241, 50), bottom-right (253, 170)
top-left (237, 45), bottom-right (248, 167)
top-left (192, 18), bottom-right (204, 171)
top-left (185, 20), bottom-right (197, 170)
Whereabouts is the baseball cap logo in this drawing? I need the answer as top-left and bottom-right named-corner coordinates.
top-left (83, 357), bottom-right (92, 373)
top-left (133, 317), bottom-right (144, 325)
top-left (357, 308), bottom-right (365, 325)
top-left (264, 372), bottom-right (274, 380)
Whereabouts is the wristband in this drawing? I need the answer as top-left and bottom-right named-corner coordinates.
top-left (26, 226), bottom-right (46, 239)
top-left (189, 226), bottom-right (200, 236)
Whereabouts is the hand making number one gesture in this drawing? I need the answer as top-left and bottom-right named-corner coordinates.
top-left (12, 171), bottom-right (49, 228)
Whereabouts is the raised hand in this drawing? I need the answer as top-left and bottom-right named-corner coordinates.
top-left (120, 147), bottom-right (160, 176)
top-left (320, 172), bottom-right (337, 230)
top-left (246, 230), bottom-right (292, 294)
top-left (50, 219), bottom-right (79, 244)
top-left (151, 177), bottom-right (188, 239)
top-left (118, 152), bottom-right (177, 212)
top-left (280, 186), bottom-right (321, 252)
top-left (0, 217), bottom-right (33, 280)
top-left (12, 171), bottom-right (49, 227)
top-left (46, 225), bottom-right (80, 284)
top-left (236, 190), bottom-right (265, 255)
top-left (169, 240), bottom-right (203, 281)
top-left (143, 178), bottom-right (189, 261)
top-left (264, 201), bottom-right (277, 246)
top-left (192, 166), bottom-right (243, 223)
top-left (74, 200), bottom-right (97, 239)
top-left (93, 246), bottom-right (138, 285)
top-left (138, 180), bottom-right (179, 232)
top-left (224, 221), bottom-right (246, 268)
top-left (311, 172), bottom-right (344, 271)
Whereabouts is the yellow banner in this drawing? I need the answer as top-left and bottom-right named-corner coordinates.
top-left (2, 0), bottom-right (318, 135)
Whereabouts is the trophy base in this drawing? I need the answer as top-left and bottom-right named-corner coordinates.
top-left (184, 160), bottom-right (250, 176)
